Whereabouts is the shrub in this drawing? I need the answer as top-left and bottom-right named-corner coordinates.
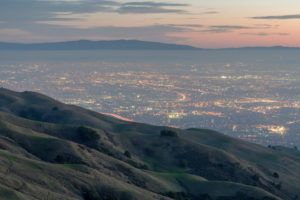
top-left (275, 182), bottom-right (282, 190)
top-left (252, 174), bottom-right (260, 182)
top-left (160, 129), bottom-right (178, 137)
top-left (294, 146), bottom-right (298, 150)
top-left (124, 150), bottom-right (132, 158)
top-left (267, 145), bottom-right (276, 150)
top-left (144, 148), bottom-right (155, 157)
top-left (54, 153), bottom-right (82, 164)
top-left (271, 181), bottom-right (282, 190)
top-left (273, 172), bottom-right (279, 178)
top-left (52, 106), bottom-right (59, 111)
top-left (165, 192), bottom-right (189, 200)
top-left (77, 126), bottom-right (100, 142)
top-left (81, 187), bottom-right (99, 200)
top-left (178, 159), bottom-right (188, 168)
top-left (81, 186), bottom-right (136, 200)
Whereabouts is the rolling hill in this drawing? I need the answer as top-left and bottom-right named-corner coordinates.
top-left (0, 88), bottom-right (299, 200)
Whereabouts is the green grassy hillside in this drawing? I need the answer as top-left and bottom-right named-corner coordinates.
top-left (0, 88), bottom-right (298, 200)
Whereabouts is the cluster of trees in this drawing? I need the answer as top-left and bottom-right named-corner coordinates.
top-left (77, 126), bottom-right (100, 142)
top-left (160, 129), bottom-right (178, 137)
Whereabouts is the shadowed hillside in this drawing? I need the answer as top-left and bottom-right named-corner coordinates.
top-left (0, 88), bottom-right (299, 200)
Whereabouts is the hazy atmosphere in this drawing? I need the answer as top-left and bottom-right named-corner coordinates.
top-left (1, 0), bottom-right (300, 47)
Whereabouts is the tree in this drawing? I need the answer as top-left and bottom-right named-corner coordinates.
top-left (77, 126), bottom-right (100, 142)
top-left (124, 150), bottom-right (132, 158)
top-left (160, 129), bottom-right (178, 137)
top-left (273, 172), bottom-right (279, 178)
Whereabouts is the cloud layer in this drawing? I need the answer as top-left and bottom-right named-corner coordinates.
top-left (119, 1), bottom-right (189, 14)
top-left (0, 0), bottom-right (297, 47)
top-left (252, 14), bottom-right (300, 20)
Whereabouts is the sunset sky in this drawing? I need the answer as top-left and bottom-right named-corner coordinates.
top-left (1, 0), bottom-right (300, 47)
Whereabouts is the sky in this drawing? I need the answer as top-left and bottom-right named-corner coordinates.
top-left (0, 0), bottom-right (300, 48)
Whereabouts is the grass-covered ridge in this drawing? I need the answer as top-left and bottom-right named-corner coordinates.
top-left (0, 88), bottom-right (299, 199)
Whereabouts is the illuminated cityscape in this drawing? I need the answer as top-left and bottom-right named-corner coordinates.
top-left (1, 50), bottom-right (300, 147)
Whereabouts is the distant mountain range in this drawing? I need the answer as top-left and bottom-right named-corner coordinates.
top-left (0, 40), bottom-right (299, 50)
top-left (0, 40), bottom-right (197, 50)
top-left (0, 88), bottom-right (299, 199)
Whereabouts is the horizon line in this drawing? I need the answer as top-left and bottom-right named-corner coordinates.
top-left (0, 39), bottom-right (300, 50)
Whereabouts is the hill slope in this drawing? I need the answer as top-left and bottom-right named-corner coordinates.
top-left (0, 88), bottom-right (299, 200)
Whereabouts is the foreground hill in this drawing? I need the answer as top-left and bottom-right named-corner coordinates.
top-left (0, 88), bottom-right (299, 200)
